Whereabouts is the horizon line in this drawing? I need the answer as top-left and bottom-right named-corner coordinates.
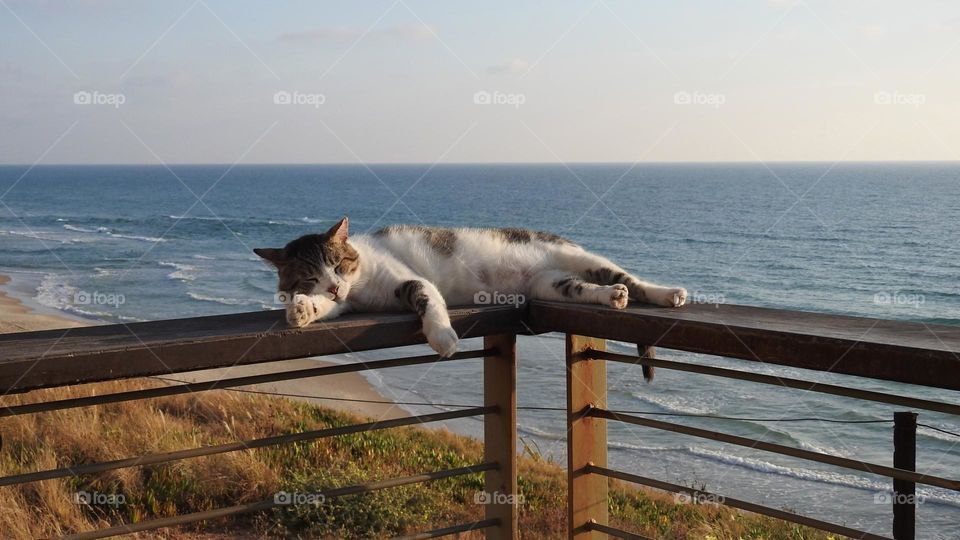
top-left (2, 159), bottom-right (960, 167)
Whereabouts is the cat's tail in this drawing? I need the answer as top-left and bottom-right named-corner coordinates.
top-left (638, 344), bottom-right (655, 382)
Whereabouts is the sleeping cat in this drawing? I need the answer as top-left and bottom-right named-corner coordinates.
top-left (255, 218), bottom-right (686, 377)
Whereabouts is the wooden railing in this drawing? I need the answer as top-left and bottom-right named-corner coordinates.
top-left (1, 301), bottom-right (958, 539)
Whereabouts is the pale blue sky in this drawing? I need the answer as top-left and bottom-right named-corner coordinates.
top-left (2, 0), bottom-right (959, 164)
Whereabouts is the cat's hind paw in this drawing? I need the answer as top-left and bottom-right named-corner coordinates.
top-left (602, 284), bottom-right (630, 309)
top-left (426, 325), bottom-right (459, 358)
top-left (286, 294), bottom-right (316, 327)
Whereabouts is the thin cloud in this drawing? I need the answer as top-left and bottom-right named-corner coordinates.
top-left (858, 24), bottom-right (887, 39)
top-left (277, 23), bottom-right (436, 44)
top-left (487, 58), bottom-right (530, 75)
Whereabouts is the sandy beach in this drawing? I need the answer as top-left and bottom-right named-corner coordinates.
top-left (0, 274), bottom-right (405, 420)
top-left (0, 275), bottom-right (87, 333)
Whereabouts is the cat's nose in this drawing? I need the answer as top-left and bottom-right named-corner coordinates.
top-left (327, 285), bottom-right (339, 297)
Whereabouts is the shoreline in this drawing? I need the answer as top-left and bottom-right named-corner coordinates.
top-left (0, 273), bottom-right (406, 420)
top-left (0, 275), bottom-right (87, 333)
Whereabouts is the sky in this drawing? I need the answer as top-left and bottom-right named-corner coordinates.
top-left (1, 0), bottom-right (959, 164)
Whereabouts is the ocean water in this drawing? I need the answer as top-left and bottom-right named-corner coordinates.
top-left (1, 163), bottom-right (959, 538)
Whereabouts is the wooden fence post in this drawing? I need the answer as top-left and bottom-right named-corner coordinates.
top-left (567, 334), bottom-right (608, 539)
top-left (892, 411), bottom-right (918, 540)
top-left (484, 334), bottom-right (518, 539)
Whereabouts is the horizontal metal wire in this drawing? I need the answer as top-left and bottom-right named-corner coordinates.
top-left (589, 407), bottom-right (960, 492)
top-left (389, 518), bottom-right (500, 539)
top-left (595, 350), bottom-right (960, 417)
top-left (582, 521), bottom-right (654, 540)
top-left (586, 464), bottom-right (889, 540)
top-left (142, 381), bottom-right (901, 426)
top-left (59, 462), bottom-right (497, 540)
top-left (0, 348), bottom-right (493, 418)
top-left (0, 407), bottom-right (494, 487)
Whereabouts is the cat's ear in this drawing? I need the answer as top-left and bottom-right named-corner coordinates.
top-left (253, 247), bottom-right (288, 267)
top-left (326, 217), bottom-right (349, 243)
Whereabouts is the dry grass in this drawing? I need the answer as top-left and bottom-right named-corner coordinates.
top-left (0, 379), bottom-right (843, 539)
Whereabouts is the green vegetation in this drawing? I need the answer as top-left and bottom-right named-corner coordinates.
top-left (0, 379), bottom-right (843, 539)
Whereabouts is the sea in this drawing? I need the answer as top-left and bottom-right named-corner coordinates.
top-left (1, 163), bottom-right (958, 538)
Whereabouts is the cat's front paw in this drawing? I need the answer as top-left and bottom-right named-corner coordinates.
top-left (660, 287), bottom-right (687, 308)
top-left (425, 325), bottom-right (459, 358)
top-left (602, 284), bottom-right (630, 309)
top-left (286, 294), bottom-right (316, 327)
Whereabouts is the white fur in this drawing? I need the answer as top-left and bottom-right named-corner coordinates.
top-left (285, 226), bottom-right (686, 357)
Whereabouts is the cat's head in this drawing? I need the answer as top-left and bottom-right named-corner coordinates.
top-left (254, 217), bottom-right (360, 303)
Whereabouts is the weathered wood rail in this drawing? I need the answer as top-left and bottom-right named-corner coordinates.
top-left (1, 301), bottom-right (958, 539)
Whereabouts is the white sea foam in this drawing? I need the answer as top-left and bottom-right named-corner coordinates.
top-left (186, 291), bottom-right (255, 306)
top-left (61, 223), bottom-right (165, 243)
top-left (630, 392), bottom-right (722, 415)
top-left (62, 224), bottom-right (98, 233)
top-left (35, 273), bottom-right (78, 311)
top-left (918, 424), bottom-right (960, 444)
top-left (517, 423), bottom-right (568, 441)
top-left (168, 214), bottom-right (221, 221)
top-left (159, 261), bottom-right (198, 281)
top-left (108, 232), bottom-right (165, 242)
top-left (33, 274), bottom-right (142, 322)
top-left (2, 229), bottom-right (82, 243)
top-left (608, 440), bottom-right (684, 453)
top-left (685, 446), bottom-right (960, 507)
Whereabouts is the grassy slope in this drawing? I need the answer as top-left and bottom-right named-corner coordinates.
top-left (0, 379), bottom-right (842, 539)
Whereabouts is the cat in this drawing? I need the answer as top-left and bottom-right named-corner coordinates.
top-left (255, 217), bottom-right (686, 379)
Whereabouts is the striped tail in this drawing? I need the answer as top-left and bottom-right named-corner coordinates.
top-left (638, 344), bottom-right (655, 382)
